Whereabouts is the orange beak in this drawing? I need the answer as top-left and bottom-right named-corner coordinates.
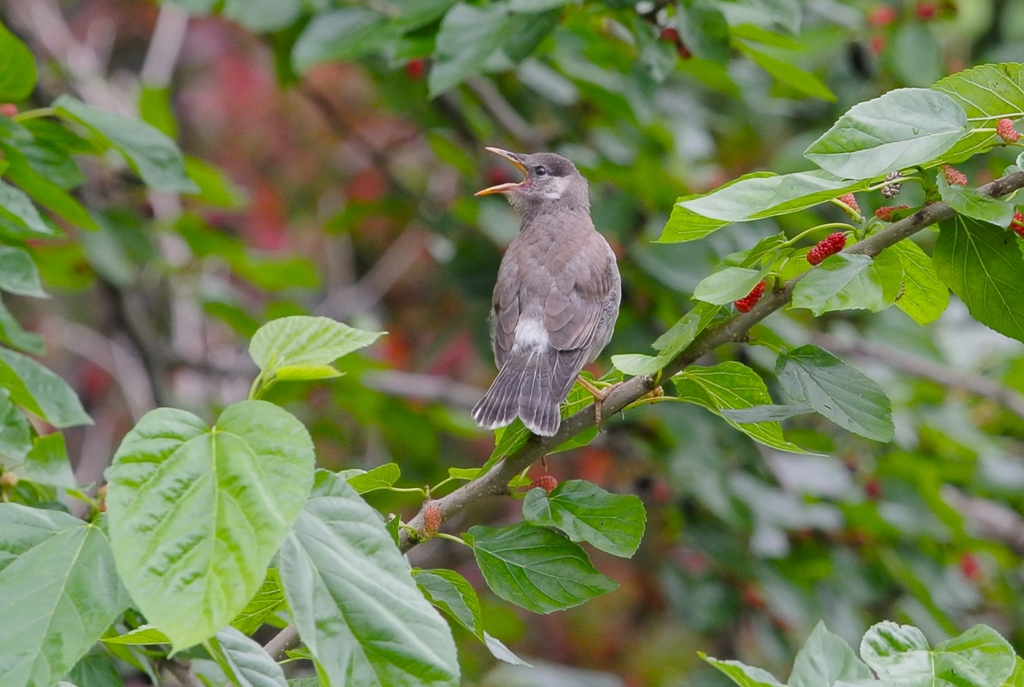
top-left (475, 147), bottom-right (528, 196)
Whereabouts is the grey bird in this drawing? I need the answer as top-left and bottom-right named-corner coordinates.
top-left (471, 148), bottom-right (621, 436)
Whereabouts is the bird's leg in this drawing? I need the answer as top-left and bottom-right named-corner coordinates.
top-left (576, 377), bottom-right (618, 428)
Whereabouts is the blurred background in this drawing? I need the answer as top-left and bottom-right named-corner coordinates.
top-left (4, 0), bottom-right (1024, 684)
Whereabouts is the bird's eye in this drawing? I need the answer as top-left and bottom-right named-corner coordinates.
top-left (534, 166), bottom-right (547, 176)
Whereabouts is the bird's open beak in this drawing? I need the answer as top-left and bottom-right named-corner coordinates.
top-left (475, 147), bottom-right (528, 196)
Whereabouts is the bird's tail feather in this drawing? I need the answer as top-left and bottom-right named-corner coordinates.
top-left (472, 348), bottom-right (561, 436)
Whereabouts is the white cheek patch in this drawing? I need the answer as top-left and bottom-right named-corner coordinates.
top-left (541, 176), bottom-right (571, 200)
top-left (514, 318), bottom-right (550, 349)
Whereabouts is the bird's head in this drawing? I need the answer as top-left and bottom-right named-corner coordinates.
top-left (476, 148), bottom-right (589, 212)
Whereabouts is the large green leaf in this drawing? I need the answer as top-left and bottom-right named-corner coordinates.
top-left (428, 3), bottom-right (510, 97)
top-left (933, 216), bottom-right (1024, 344)
top-left (413, 568), bottom-right (485, 640)
top-left (936, 172), bottom-right (1015, 227)
top-left (777, 345), bottom-right (894, 442)
top-left (890, 239), bottom-right (949, 325)
top-left (860, 622), bottom-right (1015, 687)
top-left (671, 362), bottom-right (806, 453)
top-left (0, 246), bottom-right (46, 299)
top-left (1, 119), bottom-right (87, 190)
top-left (521, 480), bottom-right (646, 557)
top-left (674, 170), bottom-right (861, 224)
top-left (249, 315), bottom-right (383, 383)
top-left (804, 88), bottom-right (967, 179)
top-left (212, 626), bottom-right (287, 687)
top-left (67, 652), bottom-right (123, 687)
top-left (0, 347), bottom-right (91, 428)
top-left (467, 522), bottom-right (617, 614)
top-left (53, 95), bottom-right (198, 194)
top-left (932, 63), bottom-right (1024, 163)
top-left (0, 21), bottom-right (36, 102)
top-left (0, 504), bottom-right (128, 687)
top-left (0, 297), bottom-right (44, 354)
top-left (279, 471), bottom-right (459, 687)
top-left (788, 621), bottom-right (871, 687)
top-left (106, 401), bottom-right (315, 649)
top-left (791, 252), bottom-right (902, 316)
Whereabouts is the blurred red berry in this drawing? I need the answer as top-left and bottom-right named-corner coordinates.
top-left (959, 552), bottom-right (980, 580)
top-left (867, 5), bottom-right (898, 26)
top-left (741, 584), bottom-right (766, 609)
top-left (864, 477), bottom-right (882, 500)
top-left (659, 27), bottom-right (680, 43)
top-left (423, 504), bottom-right (441, 538)
top-left (530, 474), bottom-right (559, 493)
top-left (997, 118), bottom-right (1020, 143)
top-left (0, 104), bottom-right (17, 118)
top-left (875, 204), bottom-right (909, 221)
top-left (406, 59), bottom-right (425, 80)
top-left (941, 164), bottom-right (967, 186)
top-left (734, 280), bottom-right (766, 313)
top-left (869, 35), bottom-right (887, 53)
top-left (915, 2), bottom-right (936, 20)
top-left (837, 193), bottom-right (860, 214)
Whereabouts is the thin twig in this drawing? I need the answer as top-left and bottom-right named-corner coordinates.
top-left (813, 332), bottom-right (1024, 421)
top-left (264, 625), bottom-right (301, 662)
top-left (161, 658), bottom-right (205, 687)
top-left (943, 486), bottom-right (1024, 555)
top-left (465, 76), bottom-right (547, 149)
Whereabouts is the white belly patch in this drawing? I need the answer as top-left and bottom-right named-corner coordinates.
top-left (515, 318), bottom-right (549, 349)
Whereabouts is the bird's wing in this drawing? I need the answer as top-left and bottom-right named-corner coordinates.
top-left (544, 237), bottom-right (618, 353)
top-left (492, 254), bottom-right (520, 368)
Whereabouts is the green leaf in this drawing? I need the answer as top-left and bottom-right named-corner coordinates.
top-left (345, 463), bottom-right (401, 493)
top-left (249, 315), bottom-right (383, 382)
top-left (413, 568), bottom-right (485, 640)
top-left (933, 216), bottom-right (1024, 344)
top-left (674, 0), bottom-right (730, 63)
top-left (937, 172), bottom-right (1015, 227)
top-left (272, 364), bottom-right (343, 382)
top-left (212, 626), bottom-right (287, 687)
top-left (693, 267), bottom-right (766, 305)
top-left (100, 625), bottom-right (171, 646)
top-left (292, 8), bottom-right (389, 73)
top-left (860, 622), bottom-right (1015, 687)
top-left (777, 345), bottom-right (894, 442)
top-left (791, 252), bottom-right (902, 316)
top-left (657, 197), bottom-right (729, 243)
top-left (0, 139), bottom-right (98, 231)
top-left (804, 88), bottom-right (967, 179)
top-left (932, 63), bottom-right (1024, 163)
top-left (891, 239), bottom-right (949, 325)
top-left (467, 522), bottom-right (617, 614)
top-left (68, 652), bottom-right (124, 687)
top-left (700, 653), bottom-right (785, 687)
top-left (612, 303), bottom-right (720, 376)
top-left (0, 389), bottom-right (31, 461)
top-left (0, 504), bottom-right (129, 687)
top-left (0, 180), bottom-right (55, 237)
top-left (53, 95), bottom-right (198, 194)
top-left (106, 401), bottom-right (315, 649)
top-left (428, 3), bottom-right (510, 97)
top-left (521, 480), bottom-right (646, 557)
top-left (788, 621), bottom-right (871, 687)
top-left (21, 432), bottom-right (75, 491)
top-left (1002, 656), bottom-right (1024, 687)
top-left (671, 362), bottom-right (807, 453)
top-left (279, 470), bottom-right (460, 687)
top-left (734, 42), bottom-right (835, 101)
top-left (0, 346), bottom-right (92, 428)
top-left (0, 296), bottom-right (44, 354)
top-left (0, 20), bottom-right (36, 102)
top-left (2, 118), bottom-right (87, 189)
top-left (138, 86), bottom-right (178, 138)
top-left (0, 246), bottom-right (46, 298)
top-left (231, 569), bottom-right (286, 636)
top-left (720, 403), bottom-right (814, 422)
top-left (674, 170), bottom-right (862, 225)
